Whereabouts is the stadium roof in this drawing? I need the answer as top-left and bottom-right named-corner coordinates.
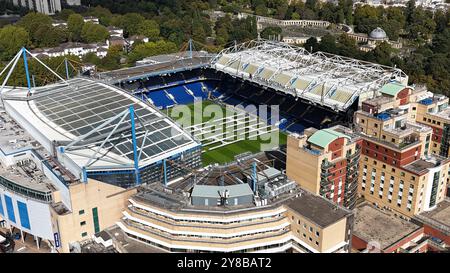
top-left (308, 128), bottom-right (350, 148)
top-left (2, 78), bottom-right (200, 171)
top-left (99, 51), bottom-right (213, 84)
top-left (212, 40), bottom-right (408, 112)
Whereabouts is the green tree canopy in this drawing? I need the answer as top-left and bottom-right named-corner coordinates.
top-left (128, 40), bottom-right (178, 63)
top-left (81, 22), bottom-right (109, 43)
top-left (137, 20), bottom-right (160, 41)
top-left (67, 14), bottom-right (84, 42)
top-left (0, 25), bottom-right (30, 60)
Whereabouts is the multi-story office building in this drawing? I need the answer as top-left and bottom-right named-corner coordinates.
top-left (10, 0), bottom-right (62, 15)
top-left (286, 125), bottom-right (362, 209)
top-left (354, 83), bottom-right (450, 218)
top-left (117, 159), bottom-right (354, 253)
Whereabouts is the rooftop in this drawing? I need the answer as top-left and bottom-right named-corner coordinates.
top-left (353, 204), bottom-right (421, 250)
top-left (380, 82), bottom-right (407, 97)
top-left (286, 192), bottom-right (352, 227)
top-left (106, 225), bottom-right (166, 253)
top-left (417, 199), bottom-right (450, 234)
top-left (191, 184), bottom-right (254, 199)
top-left (403, 155), bottom-right (448, 175)
top-left (99, 51), bottom-right (213, 83)
top-left (308, 128), bottom-right (351, 149)
top-left (2, 77), bottom-right (199, 171)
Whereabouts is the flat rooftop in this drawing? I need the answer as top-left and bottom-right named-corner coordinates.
top-left (353, 204), bottom-right (421, 250)
top-left (106, 225), bottom-right (167, 253)
top-left (403, 156), bottom-right (448, 175)
top-left (418, 199), bottom-right (450, 233)
top-left (286, 192), bottom-right (351, 227)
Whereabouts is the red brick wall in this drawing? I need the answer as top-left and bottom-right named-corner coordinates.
top-left (351, 235), bottom-right (368, 251)
top-left (361, 140), bottom-right (420, 168)
top-left (397, 89), bottom-right (410, 105)
top-left (423, 225), bottom-right (450, 245)
top-left (329, 138), bottom-right (345, 160)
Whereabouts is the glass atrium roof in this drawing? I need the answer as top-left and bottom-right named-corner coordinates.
top-left (6, 78), bottom-right (199, 169)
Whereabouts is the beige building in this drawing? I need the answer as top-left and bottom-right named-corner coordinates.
top-left (118, 184), bottom-right (353, 253)
top-left (286, 125), bottom-right (361, 209)
top-left (354, 82), bottom-right (450, 218)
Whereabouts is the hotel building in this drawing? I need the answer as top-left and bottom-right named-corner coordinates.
top-left (286, 125), bottom-right (362, 209)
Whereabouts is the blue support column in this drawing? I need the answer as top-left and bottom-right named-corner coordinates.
top-left (252, 162), bottom-right (257, 193)
top-left (64, 58), bottom-right (70, 80)
top-left (163, 159), bottom-right (168, 186)
top-left (22, 48), bottom-right (31, 91)
top-left (82, 167), bottom-right (88, 183)
top-left (129, 106), bottom-right (141, 185)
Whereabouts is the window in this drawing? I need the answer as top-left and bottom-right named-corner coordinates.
top-left (316, 231), bottom-right (320, 237)
top-left (92, 207), bottom-right (100, 233)
top-left (80, 221), bottom-right (86, 226)
top-left (81, 232), bottom-right (88, 237)
top-left (309, 227), bottom-right (313, 232)
top-left (79, 210), bottom-right (85, 215)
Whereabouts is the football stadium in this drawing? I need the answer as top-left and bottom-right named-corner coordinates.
top-left (0, 41), bottom-right (413, 253)
top-left (0, 40), bottom-right (408, 190)
top-left (100, 40), bottom-right (407, 168)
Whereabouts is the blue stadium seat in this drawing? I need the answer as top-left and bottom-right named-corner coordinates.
top-left (185, 82), bottom-right (207, 99)
top-left (146, 90), bottom-right (175, 109)
top-left (166, 86), bottom-right (195, 104)
top-left (287, 123), bottom-right (304, 133)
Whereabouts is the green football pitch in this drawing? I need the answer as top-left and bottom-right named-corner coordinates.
top-left (166, 100), bottom-right (287, 166)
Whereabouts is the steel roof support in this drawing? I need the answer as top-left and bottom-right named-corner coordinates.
top-left (129, 105), bottom-right (140, 185)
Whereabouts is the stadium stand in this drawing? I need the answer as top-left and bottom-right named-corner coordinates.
top-left (118, 67), bottom-right (352, 132)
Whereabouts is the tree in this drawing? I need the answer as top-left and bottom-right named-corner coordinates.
top-left (81, 22), bottom-right (109, 43)
top-left (304, 37), bottom-right (319, 53)
top-left (17, 12), bottom-right (52, 43)
top-left (34, 26), bottom-right (68, 48)
top-left (56, 9), bottom-right (75, 21)
top-left (368, 42), bottom-right (393, 66)
top-left (67, 14), bottom-right (84, 42)
top-left (318, 34), bottom-right (337, 54)
top-left (0, 25), bottom-right (30, 60)
top-left (121, 13), bottom-right (145, 37)
top-left (260, 26), bottom-right (282, 40)
top-left (291, 12), bottom-right (300, 20)
top-left (137, 20), bottom-right (160, 41)
top-left (128, 40), bottom-right (178, 63)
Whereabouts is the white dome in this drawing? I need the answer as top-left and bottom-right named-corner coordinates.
top-left (369, 27), bottom-right (387, 40)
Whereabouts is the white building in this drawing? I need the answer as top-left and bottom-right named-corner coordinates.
top-left (83, 16), bottom-right (99, 24)
top-left (64, 0), bottom-right (80, 5)
top-left (30, 42), bottom-right (110, 59)
top-left (11, 0), bottom-right (62, 15)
